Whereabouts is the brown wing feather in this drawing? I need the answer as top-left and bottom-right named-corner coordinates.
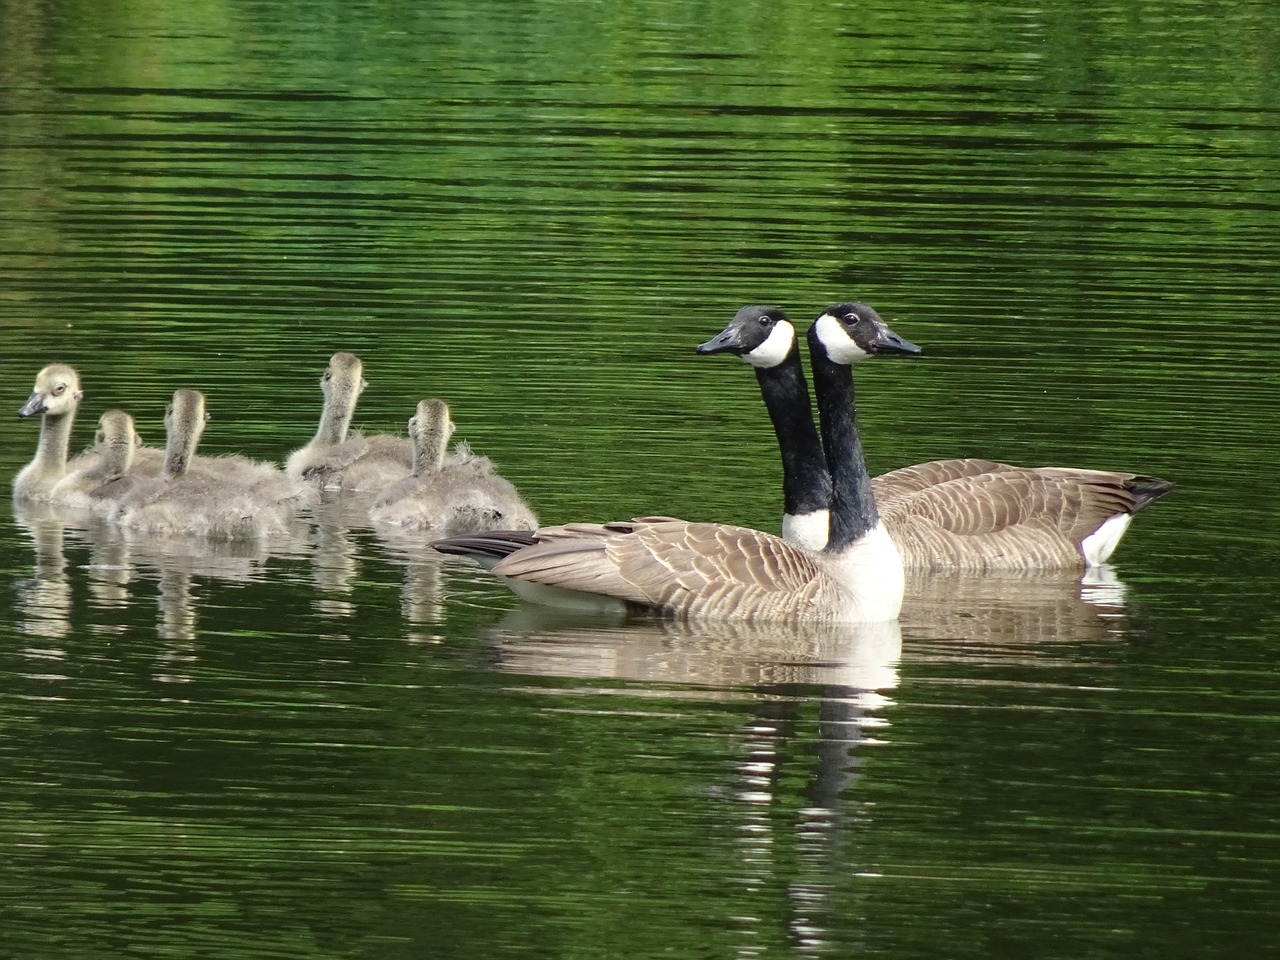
top-left (873, 459), bottom-right (1015, 510)
top-left (493, 520), bottom-right (832, 619)
top-left (882, 469), bottom-right (1146, 570)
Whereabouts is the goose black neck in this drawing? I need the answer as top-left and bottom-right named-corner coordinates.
top-left (808, 344), bottom-right (880, 551)
top-left (755, 345), bottom-right (832, 518)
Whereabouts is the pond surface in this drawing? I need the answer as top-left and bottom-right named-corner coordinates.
top-left (2, 1), bottom-right (1279, 958)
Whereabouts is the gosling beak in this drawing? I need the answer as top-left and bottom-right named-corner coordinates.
top-left (19, 393), bottom-right (47, 417)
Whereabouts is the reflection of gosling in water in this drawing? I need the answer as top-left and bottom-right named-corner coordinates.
top-left (110, 390), bottom-right (300, 538)
top-left (369, 399), bottom-right (538, 535)
top-left (285, 351), bottom-right (411, 491)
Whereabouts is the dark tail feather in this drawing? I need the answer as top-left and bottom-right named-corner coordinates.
top-left (1124, 475), bottom-right (1175, 512)
top-left (432, 529), bottom-right (539, 561)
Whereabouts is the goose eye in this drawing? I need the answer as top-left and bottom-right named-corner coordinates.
top-left (759, 316), bottom-right (774, 327)
top-left (52, 384), bottom-right (66, 396)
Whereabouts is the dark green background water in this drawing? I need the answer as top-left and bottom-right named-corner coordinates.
top-left (3, 2), bottom-right (1278, 957)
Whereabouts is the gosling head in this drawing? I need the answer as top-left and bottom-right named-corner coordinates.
top-left (809, 301), bottom-right (921, 366)
top-left (94, 410), bottom-right (141, 475)
top-left (323, 352), bottom-right (367, 402)
top-left (20, 364), bottom-right (83, 418)
top-left (696, 305), bottom-right (797, 369)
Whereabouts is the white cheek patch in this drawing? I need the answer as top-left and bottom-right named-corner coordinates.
top-left (814, 314), bottom-right (869, 365)
top-left (744, 321), bottom-right (796, 368)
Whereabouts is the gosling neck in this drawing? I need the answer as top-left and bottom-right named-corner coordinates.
top-left (33, 409), bottom-right (76, 483)
top-left (314, 387), bottom-right (358, 449)
top-left (162, 416), bottom-right (204, 480)
top-left (412, 429), bottom-right (448, 476)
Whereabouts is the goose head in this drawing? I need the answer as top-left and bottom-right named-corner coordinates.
top-left (809, 302), bottom-right (921, 365)
top-left (163, 389), bottom-right (210, 478)
top-left (20, 364), bottom-right (83, 418)
top-left (409, 398), bottom-right (456, 474)
top-left (695, 305), bottom-right (797, 369)
top-left (95, 410), bottom-right (141, 475)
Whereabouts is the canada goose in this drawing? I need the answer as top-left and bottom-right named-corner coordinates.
top-left (111, 389), bottom-right (299, 538)
top-left (285, 351), bottom-right (412, 491)
top-left (369, 398), bottom-right (539, 534)
top-left (433, 309), bottom-right (920, 622)
top-left (699, 302), bottom-right (1174, 571)
top-left (14, 364), bottom-right (90, 502)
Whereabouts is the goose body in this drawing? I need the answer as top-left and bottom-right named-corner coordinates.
top-left (286, 352), bottom-right (412, 490)
top-left (434, 308), bottom-right (918, 623)
top-left (369, 399), bottom-right (538, 534)
top-left (699, 302), bottom-right (1173, 571)
top-left (111, 390), bottom-right (301, 538)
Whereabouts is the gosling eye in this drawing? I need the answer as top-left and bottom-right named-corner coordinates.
top-left (52, 383), bottom-right (66, 396)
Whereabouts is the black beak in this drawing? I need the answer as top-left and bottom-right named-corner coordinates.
top-left (869, 323), bottom-right (922, 357)
top-left (695, 326), bottom-right (745, 356)
top-left (19, 393), bottom-right (47, 417)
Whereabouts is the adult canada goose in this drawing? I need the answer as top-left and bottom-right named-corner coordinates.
top-left (369, 398), bottom-right (539, 534)
top-left (111, 389), bottom-right (300, 538)
top-left (285, 351), bottom-right (412, 491)
top-left (433, 309), bottom-right (920, 622)
top-left (698, 303), bottom-right (1174, 571)
top-left (14, 364), bottom-right (90, 502)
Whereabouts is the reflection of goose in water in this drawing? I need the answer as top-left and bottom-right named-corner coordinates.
top-left (486, 607), bottom-right (901, 693)
top-left (899, 566), bottom-right (1131, 647)
top-left (485, 607), bottom-right (901, 957)
top-left (286, 352), bottom-right (412, 491)
top-left (369, 399), bottom-right (538, 535)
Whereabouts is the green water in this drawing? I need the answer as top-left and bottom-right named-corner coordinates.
top-left (2, 1), bottom-right (1279, 957)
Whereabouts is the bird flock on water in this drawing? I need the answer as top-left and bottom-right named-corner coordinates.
top-left (15, 301), bottom-right (1172, 624)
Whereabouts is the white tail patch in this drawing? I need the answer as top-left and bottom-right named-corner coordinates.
top-left (783, 509), bottom-right (829, 551)
top-left (1080, 513), bottom-right (1133, 567)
